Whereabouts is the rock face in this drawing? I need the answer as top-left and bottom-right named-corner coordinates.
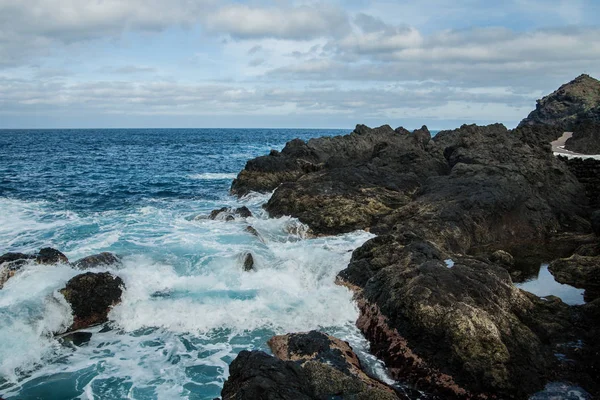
top-left (549, 242), bottom-right (600, 302)
top-left (222, 331), bottom-right (403, 400)
top-left (231, 118), bottom-right (598, 398)
top-left (338, 234), bottom-right (594, 398)
top-left (0, 248), bottom-right (69, 288)
top-left (233, 123), bottom-right (587, 249)
top-left (593, 210), bottom-right (600, 236)
top-left (519, 74), bottom-right (600, 131)
top-left (564, 121), bottom-right (600, 154)
top-left (72, 252), bottom-right (121, 269)
top-left (60, 272), bottom-right (124, 331)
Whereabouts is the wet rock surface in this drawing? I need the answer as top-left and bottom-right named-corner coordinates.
top-left (59, 272), bottom-right (124, 331)
top-left (549, 242), bottom-right (600, 302)
top-left (72, 252), bottom-right (121, 269)
top-left (0, 248), bottom-right (68, 288)
top-left (222, 331), bottom-right (404, 400)
top-left (208, 206), bottom-right (253, 221)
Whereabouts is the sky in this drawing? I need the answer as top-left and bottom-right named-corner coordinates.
top-left (0, 0), bottom-right (599, 130)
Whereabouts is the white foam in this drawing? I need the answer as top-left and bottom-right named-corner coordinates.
top-left (188, 173), bottom-right (237, 180)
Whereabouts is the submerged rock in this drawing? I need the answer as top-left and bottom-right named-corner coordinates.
top-left (60, 331), bottom-right (93, 347)
top-left (209, 206), bottom-right (253, 221)
top-left (60, 272), bottom-right (124, 331)
top-left (72, 252), bottom-right (121, 269)
top-left (222, 331), bottom-right (403, 400)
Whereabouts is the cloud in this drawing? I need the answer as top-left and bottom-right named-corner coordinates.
top-left (202, 3), bottom-right (351, 40)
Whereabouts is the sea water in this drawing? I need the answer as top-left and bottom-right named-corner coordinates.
top-left (0, 128), bottom-right (394, 399)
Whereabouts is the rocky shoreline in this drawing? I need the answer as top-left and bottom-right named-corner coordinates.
top-left (223, 76), bottom-right (600, 399)
top-left (1, 75), bottom-right (599, 399)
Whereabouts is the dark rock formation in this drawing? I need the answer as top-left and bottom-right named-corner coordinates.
top-left (60, 331), bottom-right (93, 347)
top-left (36, 248), bottom-right (68, 264)
top-left (519, 74), bottom-right (600, 131)
top-left (0, 248), bottom-right (68, 288)
top-left (239, 252), bottom-right (255, 272)
top-left (549, 242), bottom-right (600, 302)
top-left (72, 252), bottom-right (121, 269)
top-left (339, 234), bottom-right (599, 398)
top-left (564, 121), bottom-right (600, 154)
top-left (60, 272), bottom-right (124, 331)
top-left (209, 206), bottom-right (253, 221)
top-left (558, 156), bottom-right (600, 209)
top-left (593, 210), bottom-right (600, 236)
top-left (490, 250), bottom-right (514, 267)
top-left (222, 331), bottom-right (403, 400)
top-left (233, 123), bottom-right (587, 248)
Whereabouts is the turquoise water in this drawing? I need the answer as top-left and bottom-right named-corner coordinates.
top-left (0, 129), bottom-right (391, 399)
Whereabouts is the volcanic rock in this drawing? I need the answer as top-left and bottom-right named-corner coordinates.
top-left (36, 248), bottom-right (69, 264)
top-left (60, 272), bottom-right (124, 331)
top-left (72, 252), bottom-right (121, 269)
top-left (222, 331), bottom-right (404, 400)
top-left (564, 121), bottom-right (600, 154)
top-left (209, 206), bottom-right (253, 221)
top-left (0, 248), bottom-right (68, 288)
top-left (519, 74), bottom-right (600, 131)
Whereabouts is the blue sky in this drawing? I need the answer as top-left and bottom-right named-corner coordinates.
top-left (0, 0), bottom-right (599, 129)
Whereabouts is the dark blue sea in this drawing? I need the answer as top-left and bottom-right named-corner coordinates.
top-left (0, 128), bottom-right (388, 399)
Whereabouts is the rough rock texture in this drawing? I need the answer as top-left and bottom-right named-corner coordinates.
top-left (209, 206), bottom-right (253, 221)
top-left (564, 121), bottom-right (600, 154)
top-left (60, 272), bottom-right (124, 331)
top-left (222, 331), bottom-right (404, 400)
top-left (549, 242), bottom-right (600, 302)
top-left (339, 234), bottom-right (600, 398)
top-left (0, 248), bottom-right (69, 288)
top-left (72, 252), bottom-right (121, 269)
top-left (519, 74), bottom-right (600, 131)
top-left (233, 123), bottom-right (588, 248)
top-left (231, 118), bottom-right (598, 398)
top-left (593, 210), bottom-right (600, 236)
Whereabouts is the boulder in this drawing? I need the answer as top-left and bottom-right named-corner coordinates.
top-left (564, 121), bottom-right (600, 154)
top-left (490, 250), bottom-right (514, 267)
top-left (60, 272), bottom-right (124, 331)
top-left (338, 234), bottom-right (585, 398)
top-left (222, 331), bottom-right (404, 400)
top-left (519, 74), bottom-right (600, 131)
top-left (0, 248), bottom-right (68, 288)
top-left (36, 248), bottom-right (68, 264)
top-left (72, 252), bottom-right (121, 269)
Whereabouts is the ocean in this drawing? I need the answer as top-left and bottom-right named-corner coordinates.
top-left (0, 128), bottom-right (390, 399)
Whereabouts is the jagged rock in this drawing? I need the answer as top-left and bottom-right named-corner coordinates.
top-left (60, 272), bottom-right (124, 331)
top-left (245, 225), bottom-right (259, 237)
top-left (592, 210), bottom-right (600, 236)
top-left (238, 252), bottom-right (255, 272)
top-left (36, 248), bottom-right (68, 264)
top-left (209, 206), bottom-right (253, 221)
top-left (338, 234), bottom-right (587, 398)
top-left (564, 121), bottom-right (600, 154)
top-left (72, 252), bottom-right (121, 269)
top-left (519, 74), bottom-right (600, 131)
top-left (0, 248), bottom-right (68, 288)
top-left (222, 331), bottom-right (404, 400)
top-left (221, 350), bottom-right (314, 400)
